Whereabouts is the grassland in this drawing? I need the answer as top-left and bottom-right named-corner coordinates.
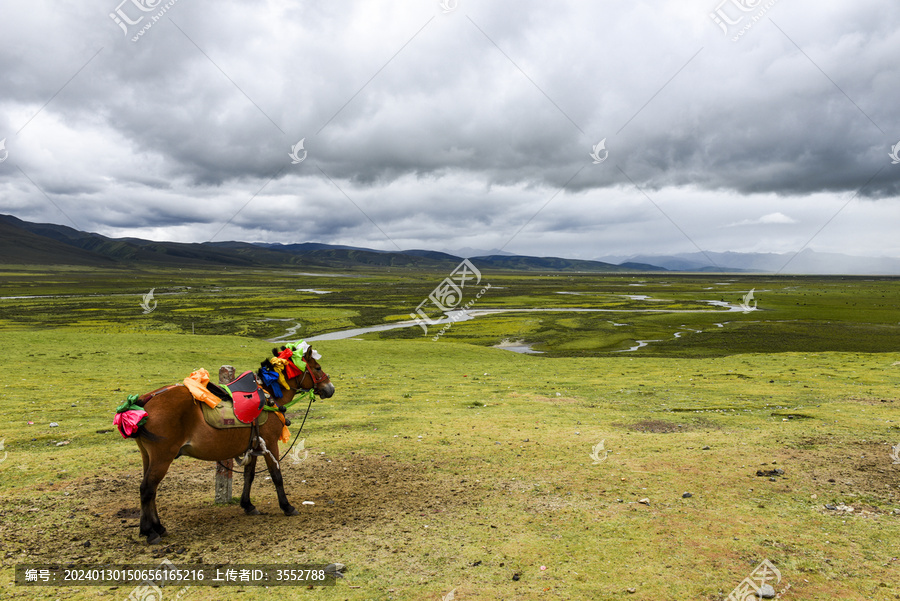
top-left (0, 265), bottom-right (898, 600)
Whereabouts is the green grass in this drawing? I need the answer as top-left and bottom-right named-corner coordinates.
top-left (0, 267), bottom-right (899, 600)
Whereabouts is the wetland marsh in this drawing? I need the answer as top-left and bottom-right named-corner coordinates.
top-left (1, 266), bottom-right (898, 600)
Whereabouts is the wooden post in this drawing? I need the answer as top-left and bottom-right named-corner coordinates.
top-left (214, 365), bottom-right (236, 504)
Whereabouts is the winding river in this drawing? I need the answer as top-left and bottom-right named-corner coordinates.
top-left (302, 301), bottom-right (752, 343)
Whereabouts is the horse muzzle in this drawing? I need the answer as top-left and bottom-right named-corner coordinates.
top-left (316, 382), bottom-right (335, 399)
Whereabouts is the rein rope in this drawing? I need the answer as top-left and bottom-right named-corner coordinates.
top-left (215, 389), bottom-right (315, 476)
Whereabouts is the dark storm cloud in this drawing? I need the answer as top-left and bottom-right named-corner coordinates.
top-left (0, 0), bottom-right (898, 257)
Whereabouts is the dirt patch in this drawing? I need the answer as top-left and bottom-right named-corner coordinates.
top-left (846, 396), bottom-right (898, 406)
top-left (0, 453), bottom-right (483, 565)
top-left (628, 420), bottom-right (689, 433)
top-left (509, 392), bottom-right (579, 404)
top-left (780, 439), bottom-right (900, 515)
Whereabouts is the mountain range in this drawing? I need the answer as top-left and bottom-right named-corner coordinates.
top-left (1, 214), bottom-right (898, 274)
top-left (0, 214), bottom-right (657, 272)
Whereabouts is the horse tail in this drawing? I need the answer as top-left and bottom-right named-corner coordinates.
top-left (135, 424), bottom-right (163, 442)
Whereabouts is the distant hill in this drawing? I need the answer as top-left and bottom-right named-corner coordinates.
top-left (0, 218), bottom-right (115, 266)
top-left (0, 214), bottom-right (664, 272)
top-left (601, 250), bottom-right (900, 275)
top-left (470, 254), bottom-right (643, 272)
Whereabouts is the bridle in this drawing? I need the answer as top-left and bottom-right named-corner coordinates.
top-left (288, 358), bottom-right (329, 394)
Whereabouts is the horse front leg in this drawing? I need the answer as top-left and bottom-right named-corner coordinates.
top-left (240, 455), bottom-right (260, 515)
top-left (140, 458), bottom-right (173, 544)
top-left (261, 440), bottom-right (298, 516)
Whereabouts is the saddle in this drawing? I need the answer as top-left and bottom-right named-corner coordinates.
top-left (209, 370), bottom-right (268, 424)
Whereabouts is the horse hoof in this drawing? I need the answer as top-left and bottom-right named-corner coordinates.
top-left (245, 508), bottom-right (260, 516)
top-left (147, 533), bottom-right (161, 545)
top-left (284, 507), bottom-right (299, 516)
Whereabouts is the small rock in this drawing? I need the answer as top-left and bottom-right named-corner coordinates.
top-left (702, 446), bottom-right (710, 450)
top-left (638, 498), bottom-right (650, 505)
top-left (682, 492), bottom-right (693, 498)
top-left (627, 587), bottom-right (636, 593)
top-left (758, 583), bottom-right (776, 598)
top-left (83, 541), bottom-right (91, 548)
top-left (56, 441), bottom-right (70, 447)
top-left (512, 573), bottom-right (520, 581)
top-left (756, 469), bottom-right (784, 477)
top-left (49, 422), bottom-right (59, 428)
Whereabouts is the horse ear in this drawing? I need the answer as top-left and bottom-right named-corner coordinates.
top-left (271, 348), bottom-right (280, 357)
top-left (304, 345), bottom-right (313, 360)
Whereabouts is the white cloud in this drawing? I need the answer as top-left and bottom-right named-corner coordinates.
top-left (726, 212), bottom-right (798, 227)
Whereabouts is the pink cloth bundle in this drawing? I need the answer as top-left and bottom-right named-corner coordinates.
top-left (114, 409), bottom-right (148, 438)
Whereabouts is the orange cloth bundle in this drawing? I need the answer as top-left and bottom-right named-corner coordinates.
top-left (182, 369), bottom-right (221, 409)
top-left (273, 411), bottom-right (290, 443)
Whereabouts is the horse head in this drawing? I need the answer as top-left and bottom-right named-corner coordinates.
top-left (296, 345), bottom-right (335, 399)
top-left (267, 343), bottom-right (334, 399)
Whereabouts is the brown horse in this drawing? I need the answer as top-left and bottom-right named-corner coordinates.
top-left (129, 346), bottom-right (334, 544)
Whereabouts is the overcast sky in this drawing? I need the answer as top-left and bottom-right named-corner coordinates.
top-left (1, 0), bottom-right (899, 261)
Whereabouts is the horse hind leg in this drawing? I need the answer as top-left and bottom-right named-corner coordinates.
top-left (240, 455), bottom-right (261, 515)
top-left (140, 457), bottom-right (174, 544)
top-left (136, 439), bottom-right (150, 477)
